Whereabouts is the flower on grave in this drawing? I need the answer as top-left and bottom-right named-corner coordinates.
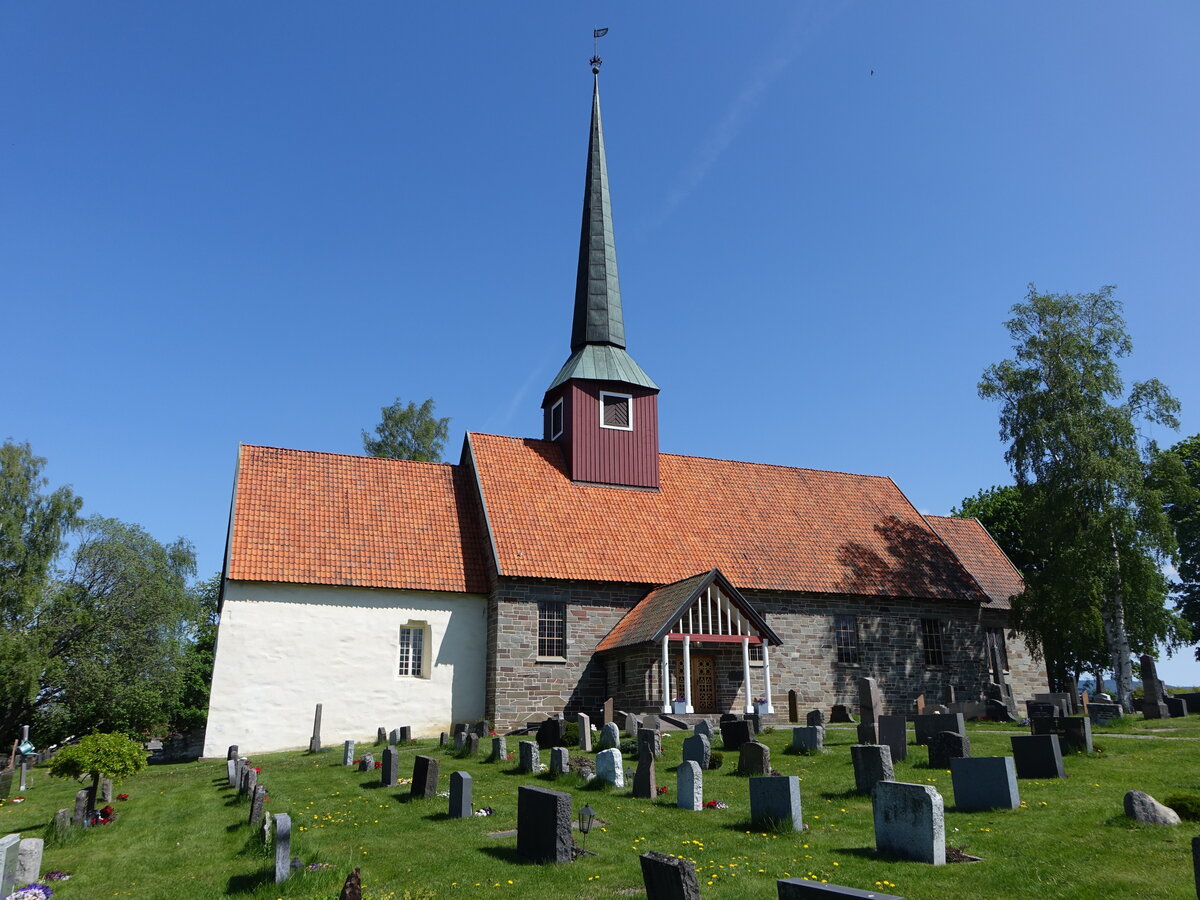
top-left (306, 862), bottom-right (332, 871)
top-left (374, 761), bottom-right (382, 769)
top-left (656, 786), bottom-right (668, 796)
top-left (474, 807), bottom-right (494, 816)
top-left (10, 797), bottom-right (25, 803)
top-left (489, 730), bottom-right (497, 737)
top-left (116, 793), bottom-right (130, 801)
top-left (253, 767), bottom-right (261, 773)
top-left (703, 800), bottom-right (728, 809)
top-left (7, 884), bottom-right (54, 900)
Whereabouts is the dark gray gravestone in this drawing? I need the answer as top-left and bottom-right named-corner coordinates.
top-left (537, 717), bottom-right (564, 749)
top-left (829, 704), bottom-right (855, 723)
top-left (694, 719), bottom-right (714, 739)
top-left (398, 726), bottom-right (412, 742)
top-left (603, 697), bottom-right (614, 725)
top-left (877, 715), bottom-right (908, 762)
top-left (778, 878), bottom-right (904, 899)
top-left (549, 747), bottom-right (569, 777)
top-left (1086, 702), bottom-right (1123, 725)
top-left (473, 720), bottom-right (490, 737)
top-left (682, 733), bottom-right (711, 770)
top-left (1010, 734), bottom-right (1066, 778)
top-left (240, 765), bottom-right (257, 798)
top-left (410, 755), bottom-right (440, 799)
top-left (950, 756), bottom-right (1019, 812)
top-left (1176, 692), bottom-right (1200, 714)
top-left (248, 784), bottom-right (268, 827)
top-left (53, 808), bottom-right (70, 836)
top-left (440, 732), bottom-right (448, 748)
top-left (490, 736), bottom-right (508, 762)
top-left (227, 744), bottom-right (239, 760)
top-left (640, 849), bottom-right (702, 900)
top-left (225, 759), bottom-right (236, 788)
top-left (633, 757), bottom-right (657, 798)
top-left (72, 788), bottom-right (89, 825)
top-left (643, 714), bottom-right (662, 732)
top-left (358, 753), bottom-right (374, 772)
top-left (449, 771), bottom-right (472, 819)
top-left (381, 747), bottom-right (398, 786)
top-left (518, 740), bottom-right (541, 774)
top-left (274, 813), bottom-right (292, 883)
top-left (851, 744), bottom-right (893, 794)
top-left (308, 703), bottom-right (322, 753)
top-left (598, 722), bottom-right (621, 750)
top-left (454, 731), bottom-right (467, 751)
top-left (871, 781), bottom-right (945, 865)
top-left (738, 741), bottom-right (771, 776)
top-left (749, 775), bottom-right (802, 830)
top-left (390, 728), bottom-right (402, 745)
top-left (858, 676), bottom-right (882, 724)
top-left (1026, 701), bottom-right (1059, 720)
top-left (343, 740), bottom-right (356, 766)
top-left (856, 722), bottom-right (878, 745)
top-left (928, 731), bottom-right (970, 769)
top-left (807, 709), bottom-right (825, 728)
top-left (376, 727), bottom-right (387, 744)
top-left (453, 722), bottom-right (470, 737)
top-left (467, 734), bottom-right (480, 757)
top-left (788, 690), bottom-right (799, 723)
top-left (577, 713), bottom-right (592, 752)
top-left (637, 728), bottom-right (661, 761)
top-left (516, 785), bottom-right (572, 863)
top-left (1167, 697), bottom-right (1188, 718)
top-left (721, 719), bottom-right (753, 752)
top-left (913, 713), bottom-right (965, 746)
top-left (1140, 654), bottom-right (1170, 719)
top-left (745, 713), bottom-right (762, 735)
top-left (1192, 836), bottom-right (1200, 900)
top-left (791, 726), bottom-right (823, 754)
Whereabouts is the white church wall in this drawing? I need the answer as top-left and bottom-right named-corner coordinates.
top-left (203, 581), bottom-right (487, 757)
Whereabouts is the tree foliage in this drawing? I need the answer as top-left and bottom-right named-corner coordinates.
top-left (362, 397), bottom-right (450, 462)
top-left (1154, 435), bottom-right (1200, 660)
top-left (952, 484), bottom-right (1037, 579)
top-left (978, 285), bottom-right (1183, 706)
top-left (174, 572), bottom-right (221, 731)
top-left (49, 731), bottom-right (146, 786)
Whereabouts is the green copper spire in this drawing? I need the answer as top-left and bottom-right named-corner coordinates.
top-left (572, 74), bottom-right (625, 352)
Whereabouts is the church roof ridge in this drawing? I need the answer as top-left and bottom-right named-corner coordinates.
top-left (237, 443), bottom-right (458, 469)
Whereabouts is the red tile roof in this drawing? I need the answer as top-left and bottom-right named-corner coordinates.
top-left (469, 434), bottom-right (987, 602)
top-left (227, 445), bottom-right (489, 594)
top-left (925, 515), bottom-right (1024, 609)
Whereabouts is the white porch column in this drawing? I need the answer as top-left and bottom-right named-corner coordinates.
top-left (683, 636), bottom-right (694, 713)
top-left (761, 641), bottom-right (775, 714)
top-left (741, 636), bottom-right (753, 714)
top-left (661, 635), bottom-right (671, 713)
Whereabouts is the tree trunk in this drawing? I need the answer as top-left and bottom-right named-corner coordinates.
top-left (1106, 531), bottom-right (1135, 713)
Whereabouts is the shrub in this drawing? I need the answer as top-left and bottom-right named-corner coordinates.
top-left (619, 738), bottom-right (638, 756)
top-left (49, 732), bottom-right (146, 786)
top-left (707, 750), bottom-right (724, 770)
top-left (562, 721), bottom-right (579, 746)
top-left (1165, 794), bottom-right (1200, 821)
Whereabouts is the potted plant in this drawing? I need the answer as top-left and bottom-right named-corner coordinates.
top-left (672, 697), bottom-right (688, 714)
top-left (753, 697), bottom-right (769, 715)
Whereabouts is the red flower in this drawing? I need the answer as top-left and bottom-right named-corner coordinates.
top-left (116, 793), bottom-right (130, 801)
top-left (253, 767), bottom-right (261, 773)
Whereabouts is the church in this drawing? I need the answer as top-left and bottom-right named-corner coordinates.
top-left (202, 68), bottom-right (1044, 757)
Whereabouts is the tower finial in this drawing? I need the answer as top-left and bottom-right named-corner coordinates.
top-left (591, 27), bottom-right (608, 74)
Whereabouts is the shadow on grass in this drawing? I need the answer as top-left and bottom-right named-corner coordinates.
top-left (479, 846), bottom-right (540, 866)
top-left (819, 787), bottom-right (865, 801)
top-left (360, 779), bottom-right (391, 790)
top-left (225, 869), bottom-right (273, 895)
top-left (829, 846), bottom-right (880, 860)
top-left (422, 811), bottom-right (452, 822)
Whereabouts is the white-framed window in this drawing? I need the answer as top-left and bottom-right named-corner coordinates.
top-left (599, 391), bottom-right (633, 431)
top-left (835, 615), bottom-right (860, 665)
top-left (538, 601), bottom-right (567, 659)
top-left (550, 398), bottom-right (564, 440)
top-left (749, 642), bottom-right (764, 666)
top-left (398, 622), bottom-right (430, 678)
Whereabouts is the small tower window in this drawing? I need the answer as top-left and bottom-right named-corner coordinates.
top-left (600, 391), bottom-right (633, 430)
top-left (550, 398), bottom-right (564, 439)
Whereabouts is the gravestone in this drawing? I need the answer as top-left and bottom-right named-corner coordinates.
top-left (682, 733), bottom-right (711, 770)
top-left (449, 771), bottom-right (472, 819)
top-left (856, 722), bottom-right (878, 745)
top-left (745, 713), bottom-right (762, 735)
top-left (877, 714), bottom-right (908, 762)
top-left (637, 728), bottom-right (661, 761)
top-left (519, 740), bottom-right (541, 774)
top-left (603, 697), bottom-right (614, 725)
top-left (389, 728), bottom-right (401, 745)
top-left (440, 732), bottom-right (448, 748)
top-left (398, 726), bottom-right (412, 742)
top-left (550, 747), bottom-right (570, 777)
top-left (643, 714), bottom-right (661, 732)
top-left (806, 709), bottom-right (825, 728)
top-left (694, 719), bottom-right (714, 739)
top-left (598, 722), bottom-right (621, 751)
top-left (858, 676), bottom-right (883, 724)
top-left (1167, 697), bottom-right (1188, 718)
top-left (381, 747), bottom-right (398, 786)
top-left (577, 713), bottom-right (592, 752)
top-left (14, 837), bottom-right (43, 888)
top-left (227, 744), bottom-right (239, 760)
top-left (596, 749), bottom-right (624, 788)
top-left (1034, 692), bottom-right (1074, 717)
top-left (308, 703), bottom-right (323, 753)
top-left (537, 717), bottom-right (565, 749)
top-left (261, 810), bottom-right (273, 847)
top-left (872, 781), bottom-right (945, 865)
top-left (914, 694), bottom-right (926, 715)
top-left (625, 715), bottom-right (642, 738)
top-left (791, 726), bottom-right (824, 754)
top-left (343, 740), bottom-right (356, 766)
top-left (913, 713), bottom-right (965, 746)
top-left (721, 719), bottom-right (753, 752)
top-left (1139, 654), bottom-right (1170, 719)
top-left (943, 684), bottom-right (957, 705)
top-left (777, 879), bottom-right (904, 899)
top-left (829, 704), bottom-right (854, 723)
top-left (226, 759), bottom-right (237, 788)
top-left (454, 732), bottom-right (467, 751)
top-left (1032, 716), bottom-right (1093, 754)
top-left (1026, 701), bottom-right (1059, 720)
top-left (749, 775), bottom-right (802, 830)
top-left (274, 813), bottom-right (292, 883)
top-left (53, 809), bottom-right (70, 836)
top-left (100, 778), bottom-right (114, 801)
top-left (0, 834), bottom-right (20, 898)
top-left (788, 689), bottom-right (799, 723)
top-left (950, 756), bottom-right (1019, 812)
top-left (467, 734), bottom-right (480, 757)
top-left (738, 741), bottom-right (771, 776)
top-left (240, 766), bottom-right (257, 797)
top-left (640, 849), bottom-right (702, 900)
top-left (677, 760), bottom-right (703, 811)
top-left (358, 753), bottom-right (374, 772)
top-left (72, 788), bottom-right (89, 825)
top-left (235, 757), bottom-right (248, 789)
top-left (453, 722), bottom-right (470, 737)
top-left (1065, 676), bottom-right (1079, 712)
top-left (928, 731), bottom-right (970, 769)
top-left (1086, 702), bottom-right (1123, 725)
top-left (249, 784), bottom-right (267, 827)
top-left (473, 720), bottom-right (490, 737)
top-left (851, 744), bottom-right (893, 795)
top-left (633, 757), bottom-right (657, 799)
top-left (410, 755), bottom-right (439, 799)
top-left (1177, 692), bottom-right (1200, 714)
top-left (376, 727), bottom-right (387, 745)
top-left (490, 736), bottom-right (508, 762)
top-left (1010, 734), bottom-right (1066, 778)
top-left (516, 785), bottom-right (572, 864)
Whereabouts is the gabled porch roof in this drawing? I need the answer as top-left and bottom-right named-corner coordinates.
top-left (596, 568), bottom-right (782, 653)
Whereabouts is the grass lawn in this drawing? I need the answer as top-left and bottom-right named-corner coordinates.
top-left (3, 716), bottom-right (1200, 900)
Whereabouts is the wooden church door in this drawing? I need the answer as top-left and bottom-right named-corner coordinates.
top-left (676, 654), bottom-right (717, 714)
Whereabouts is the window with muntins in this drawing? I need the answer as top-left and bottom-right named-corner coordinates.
top-left (398, 625), bottom-right (427, 677)
top-left (921, 618), bottom-right (945, 666)
top-left (834, 615), bottom-right (860, 664)
top-left (538, 602), bottom-right (567, 658)
top-left (986, 627), bottom-right (1009, 672)
top-left (749, 642), bottom-right (763, 665)
top-left (600, 392), bottom-right (632, 430)
top-left (550, 398), bottom-right (564, 440)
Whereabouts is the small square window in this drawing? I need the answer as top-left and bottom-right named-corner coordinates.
top-left (921, 618), bottom-right (945, 667)
top-left (749, 642), bottom-right (764, 666)
top-left (600, 392), bottom-right (632, 430)
top-left (834, 615), bottom-right (860, 665)
top-left (538, 602), bottom-right (567, 658)
top-left (550, 398), bottom-right (564, 440)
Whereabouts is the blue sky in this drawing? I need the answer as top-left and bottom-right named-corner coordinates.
top-left (4, 4), bottom-right (1199, 682)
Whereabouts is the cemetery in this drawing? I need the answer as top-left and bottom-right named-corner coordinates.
top-left (2, 712), bottom-right (1200, 899)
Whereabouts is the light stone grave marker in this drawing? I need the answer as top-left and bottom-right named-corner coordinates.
top-left (677, 760), bottom-right (702, 811)
top-left (596, 748), bottom-right (624, 788)
top-left (274, 813), bottom-right (292, 883)
top-left (749, 775), bottom-right (802, 830)
top-left (872, 781), bottom-right (945, 865)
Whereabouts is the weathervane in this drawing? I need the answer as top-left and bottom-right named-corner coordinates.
top-left (591, 27), bottom-right (608, 74)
